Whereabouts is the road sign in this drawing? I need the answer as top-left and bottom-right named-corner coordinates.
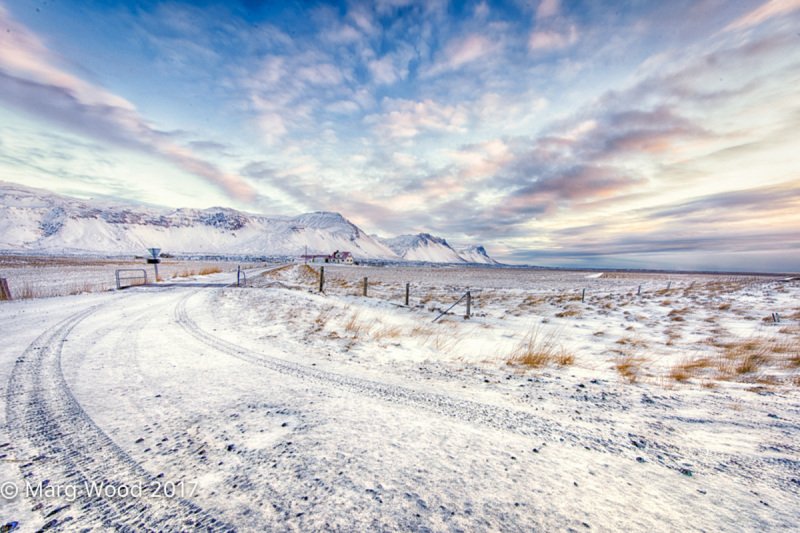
top-left (146, 248), bottom-right (162, 281)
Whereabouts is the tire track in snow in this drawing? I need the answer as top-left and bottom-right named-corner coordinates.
top-left (5, 301), bottom-right (235, 531)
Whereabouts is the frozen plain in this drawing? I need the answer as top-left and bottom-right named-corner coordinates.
top-left (0, 263), bottom-right (798, 531)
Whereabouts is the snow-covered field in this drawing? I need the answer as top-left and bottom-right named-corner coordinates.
top-left (0, 263), bottom-right (798, 531)
top-left (0, 255), bottom-right (270, 298)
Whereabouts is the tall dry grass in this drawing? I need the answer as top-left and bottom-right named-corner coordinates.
top-left (506, 327), bottom-right (573, 368)
top-left (615, 355), bottom-right (644, 383)
top-left (12, 281), bottom-right (105, 299)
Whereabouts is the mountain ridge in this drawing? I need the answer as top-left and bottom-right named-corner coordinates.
top-left (0, 181), bottom-right (498, 264)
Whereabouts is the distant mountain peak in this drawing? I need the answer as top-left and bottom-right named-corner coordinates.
top-left (380, 233), bottom-right (464, 263)
top-left (457, 244), bottom-right (499, 264)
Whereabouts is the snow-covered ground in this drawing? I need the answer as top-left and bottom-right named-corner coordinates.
top-left (0, 255), bottom-right (269, 298)
top-left (0, 263), bottom-right (798, 531)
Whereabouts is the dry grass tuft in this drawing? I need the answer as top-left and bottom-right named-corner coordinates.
top-left (13, 281), bottom-right (106, 299)
top-left (615, 355), bottom-right (644, 383)
top-left (343, 311), bottom-right (364, 336)
top-left (667, 307), bottom-right (690, 322)
top-left (409, 325), bottom-right (434, 338)
top-left (19, 282), bottom-right (36, 299)
top-left (520, 294), bottom-right (546, 307)
top-left (669, 357), bottom-right (713, 382)
top-left (298, 264), bottom-right (321, 283)
top-left (308, 307), bottom-right (334, 334)
top-left (507, 327), bottom-right (573, 368)
top-left (664, 327), bottom-right (682, 346)
top-left (616, 336), bottom-right (648, 349)
top-left (554, 352), bottom-right (575, 366)
top-left (709, 336), bottom-right (800, 382)
top-left (260, 264), bottom-right (292, 277)
top-left (372, 324), bottom-right (403, 341)
top-left (198, 266), bottom-right (223, 275)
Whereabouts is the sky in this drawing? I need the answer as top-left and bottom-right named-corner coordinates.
top-left (0, 0), bottom-right (799, 272)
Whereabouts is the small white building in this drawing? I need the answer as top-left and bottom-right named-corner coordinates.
top-left (329, 250), bottom-right (354, 264)
top-left (300, 250), bottom-right (354, 264)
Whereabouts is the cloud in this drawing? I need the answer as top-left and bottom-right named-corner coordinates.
top-left (0, 6), bottom-right (255, 201)
top-left (365, 98), bottom-right (469, 140)
top-left (403, 24), bottom-right (798, 247)
top-left (424, 33), bottom-right (497, 76)
top-left (474, 2), bottom-right (490, 20)
top-left (325, 99), bottom-right (361, 114)
top-left (536, 0), bottom-right (560, 19)
top-left (645, 182), bottom-right (800, 222)
top-left (188, 140), bottom-right (231, 155)
top-left (320, 23), bottom-right (363, 44)
top-left (243, 42), bottom-right (359, 145)
top-left (724, 0), bottom-right (800, 32)
top-left (296, 63), bottom-right (345, 86)
top-left (365, 45), bottom-right (416, 86)
top-left (528, 25), bottom-right (578, 51)
top-left (500, 164), bottom-right (644, 219)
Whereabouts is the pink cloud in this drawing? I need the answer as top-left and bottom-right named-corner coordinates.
top-left (536, 0), bottom-right (560, 19)
top-left (424, 33), bottom-right (497, 76)
top-left (724, 0), bottom-right (800, 32)
top-left (0, 6), bottom-right (255, 201)
top-left (365, 98), bottom-right (469, 140)
top-left (529, 25), bottom-right (578, 51)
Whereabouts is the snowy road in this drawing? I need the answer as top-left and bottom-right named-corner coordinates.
top-left (1, 270), bottom-right (798, 531)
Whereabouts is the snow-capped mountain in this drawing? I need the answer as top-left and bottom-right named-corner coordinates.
top-left (0, 182), bottom-right (397, 259)
top-left (0, 182), bottom-right (499, 263)
top-left (381, 233), bottom-right (465, 263)
top-left (456, 245), bottom-right (499, 265)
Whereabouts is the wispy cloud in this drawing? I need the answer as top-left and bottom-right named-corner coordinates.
top-left (424, 33), bottom-right (498, 76)
top-left (365, 98), bottom-right (469, 140)
top-left (0, 6), bottom-right (255, 201)
top-left (536, 0), bottom-right (560, 20)
top-left (529, 26), bottom-right (577, 51)
top-left (724, 0), bottom-right (800, 32)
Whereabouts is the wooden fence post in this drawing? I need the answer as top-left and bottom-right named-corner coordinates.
top-left (319, 266), bottom-right (325, 292)
top-left (363, 277), bottom-right (368, 297)
top-left (465, 291), bottom-right (471, 319)
top-left (405, 283), bottom-right (410, 306)
top-left (0, 278), bottom-right (11, 301)
top-left (581, 288), bottom-right (586, 302)
top-left (637, 285), bottom-right (641, 296)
